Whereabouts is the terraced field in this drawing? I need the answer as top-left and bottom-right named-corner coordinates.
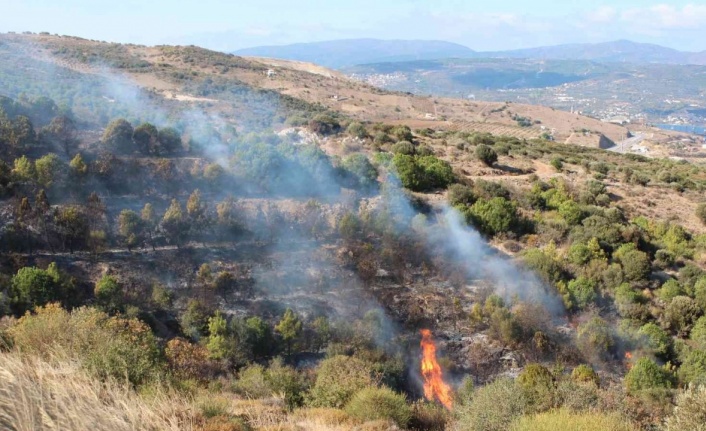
top-left (449, 120), bottom-right (541, 139)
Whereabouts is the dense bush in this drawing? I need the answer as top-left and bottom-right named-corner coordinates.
top-left (392, 154), bottom-right (454, 191)
top-left (571, 364), bottom-right (600, 386)
top-left (308, 114), bottom-right (341, 135)
top-left (577, 317), bottom-right (614, 360)
top-left (341, 154), bottom-right (378, 190)
top-left (613, 245), bottom-right (651, 282)
top-left (476, 144), bottom-right (498, 166)
top-left (10, 264), bottom-right (74, 314)
top-left (455, 377), bottom-right (526, 431)
top-left (565, 277), bottom-right (597, 310)
top-left (346, 121), bottom-right (367, 139)
top-left (638, 323), bottom-right (672, 358)
top-left (467, 197), bottom-right (519, 236)
top-left (102, 118), bottom-right (134, 153)
top-left (345, 386), bottom-right (412, 428)
top-left (517, 364), bottom-right (555, 412)
top-left (678, 350), bottom-right (706, 385)
top-left (307, 355), bottom-right (376, 408)
top-left (625, 357), bottom-right (672, 394)
top-left (691, 316), bottom-right (706, 350)
top-left (391, 141), bottom-right (415, 155)
top-left (664, 296), bottom-right (702, 336)
top-left (696, 203), bottom-right (706, 226)
top-left (447, 184), bottom-right (475, 206)
top-left (665, 384), bottom-right (706, 431)
top-left (9, 304), bottom-right (160, 385)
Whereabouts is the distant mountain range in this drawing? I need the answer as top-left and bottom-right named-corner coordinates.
top-left (233, 39), bottom-right (476, 68)
top-left (233, 39), bottom-right (706, 68)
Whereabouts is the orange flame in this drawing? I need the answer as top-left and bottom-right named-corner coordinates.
top-left (625, 351), bottom-right (633, 369)
top-left (420, 329), bottom-right (453, 410)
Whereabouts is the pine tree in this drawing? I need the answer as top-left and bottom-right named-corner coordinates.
top-left (276, 308), bottom-right (302, 359)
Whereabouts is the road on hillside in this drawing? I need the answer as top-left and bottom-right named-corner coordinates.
top-left (608, 133), bottom-right (645, 153)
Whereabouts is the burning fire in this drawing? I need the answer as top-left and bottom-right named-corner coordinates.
top-left (625, 351), bottom-right (633, 369)
top-left (420, 329), bottom-right (453, 410)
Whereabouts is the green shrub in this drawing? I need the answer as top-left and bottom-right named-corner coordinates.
top-left (571, 364), bottom-right (600, 386)
top-left (550, 157), bottom-right (563, 171)
top-left (447, 184), bottom-right (475, 206)
top-left (678, 350), bottom-right (706, 385)
top-left (10, 304), bottom-right (160, 385)
top-left (417, 155), bottom-right (454, 188)
top-left (655, 249), bottom-right (676, 269)
top-left (10, 264), bottom-right (74, 314)
top-left (696, 203), bottom-right (706, 226)
top-left (558, 201), bottom-right (584, 225)
top-left (390, 125), bottom-right (413, 142)
top-left (94, 274), bottom-right (123, 312)
top-left (266, 357), bottom-right (307, 410)
top-left (345, 386), bottom-right (412, 428)
top-left (657, 279), bottom-right (684, 303)
top-left (566, 277), bottom-right (597, 310)
top-left (489, 308), bottom-right (522, 344)
top-left (691, 316), bottom-right (706, 350)
top-left (614, 247), bottom-right (651, 282)
top-left (101, 118), bottom-right (134, 153)
top-left (455, 377), bottom-right (526, 431)
top-left (694, 277), bottom-right (706, 310)
top-left (517, 364), bottom-right (555, 412)
top-left (308, 114), bottom-right (341, 135)
top-left (346, 122), bottom-right (367, 139)
top-left (577, 317), bottom-right (614, 360)
top-left (232, 363), bottom-right (271, 398)
top-left (342, 154), bottom-right (378, 190)
top-left (664, 384), bottom-right (706, 431)
top-left (568, 243), bottom-right (592, 265)
top-left (664, 296), bottom-right (702, 336)
top-left (308, 355), bottom-right (376, 408)
top-left (476, 144), bottom-right (498, 166)
top-left (468, 197), bottom-right (519, 236)
top-left (638, 323), bottom-right (672, 358)
top-left (614, 283), bottom-right (646, 319)
top-left (625, 357), bottom-right (672, 394)
top-left (417, 145), bottom-right (434, 156)
top-left (391, 141), bottom-right (415, 155)
top-left (521, 248), bottom-right (565, 284)
top-left (474, 180), bottom-right (510, 200)
top-left (555, 380), bottom-right (599, 411)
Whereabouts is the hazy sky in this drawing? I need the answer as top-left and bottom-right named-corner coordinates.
top-left (1, 1), bottom-right (705, 51)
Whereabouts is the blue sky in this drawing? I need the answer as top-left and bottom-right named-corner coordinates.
top-left (1, 1), bottom-right (705, 51)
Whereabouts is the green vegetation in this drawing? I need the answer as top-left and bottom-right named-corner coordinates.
top-left (345, 387), bottom-right (412, 427)
top-left (4, 39), bottom-right (706, 431)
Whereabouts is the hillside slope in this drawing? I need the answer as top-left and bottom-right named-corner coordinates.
top-left (3, 32), bottom-right (706, 431)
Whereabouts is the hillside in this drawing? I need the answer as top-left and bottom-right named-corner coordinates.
top-left (233, 38), bottom-right (476, 68)
top-left (2, 32), bottom-right (706, 431)
top-left (346, 57), bottom-right (706, 142)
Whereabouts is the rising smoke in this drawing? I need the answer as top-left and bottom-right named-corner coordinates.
top-left (2, 33), bottom-right (570, 391)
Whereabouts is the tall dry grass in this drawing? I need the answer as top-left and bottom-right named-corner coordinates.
top-left (0, 351), bottom-right (197, 431)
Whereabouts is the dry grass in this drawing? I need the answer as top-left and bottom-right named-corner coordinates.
top-left (0, 351), bottom-right (197, 431)
top-left (509, 409), bottom-right (635, 431)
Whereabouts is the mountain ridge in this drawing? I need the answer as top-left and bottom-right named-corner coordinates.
top-left (234, 38), bottom-right (706, 68)
top-left (233, 38), bottom-right (476, 68)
